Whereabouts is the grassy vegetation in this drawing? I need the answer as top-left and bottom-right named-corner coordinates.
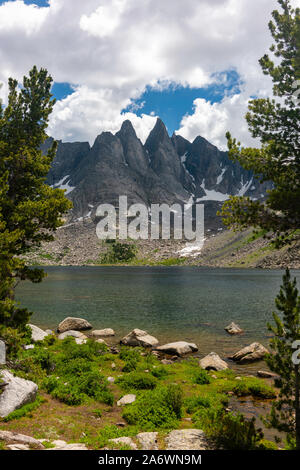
top-left (0, 338), bottom-right (278, 450)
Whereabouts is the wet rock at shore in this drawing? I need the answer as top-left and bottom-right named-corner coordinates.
top-left (91, 329), bottom-right (115, 338)
top-left (225, 322), bottom-right (244, 335)
top-left (229, 342), bottom-right (269, 364)
top-left (57, 317), bottom-right (92, 333)
top-left (27, 324), bottom-right (49, 342)
top-left (120, 329), bottom-right (159, 348)
top-left (117, 394), bottom-right (136, 406)
top-left (155, 341), bottom-right (198, 357)
top-left (199, 352), bottom-right (228, 371)
top-left (0, 370), bottom-right (38, 418)
top-left (257, 370), bottom-right (279, 379)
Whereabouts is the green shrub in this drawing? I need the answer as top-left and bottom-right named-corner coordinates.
top-left (258, 439), bottom-right (278, 450)
top-left (119, 347), bottom-right (141, 372)
top-left (151, 366), bottom-right (169, 379)
top-left (101, 242), bottom-right (137, 263)
top-left (193, 408), bottom-right (263, 450)
top-left (122, 384), bottom-right (183, 430)
top-left (116, 372), bottom-right (158, 391)
top-left (192, 369), bottom-right (211, 385)
top-left (185, 396), bottom-right (211, 414)
top-left (233, 379), bottom-right (276, 399)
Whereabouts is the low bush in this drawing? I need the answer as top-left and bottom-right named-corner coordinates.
top-left (193, 408), bottom-right (264, 450)
top-left (122, 384), bottom-right (183, 430)
top-left (233, 379), bottom-right (276, 399)
top-left (116, 372), bottom-right (158, 391)
top-left (192, 369), bottom-right (211, 385)
top-left (151, 365), bottom-right (169, 379)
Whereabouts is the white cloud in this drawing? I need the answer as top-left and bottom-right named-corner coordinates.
top-left (0, 0), bottom-right (284, 146)
top-left (177, 92), bottom-right (259, 150)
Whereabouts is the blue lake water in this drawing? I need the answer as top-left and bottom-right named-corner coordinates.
top-left (16, 266), bottom-right (300, 373)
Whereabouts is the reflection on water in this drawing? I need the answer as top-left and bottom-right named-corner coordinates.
top-left (16, 266), bottom-right (300, 375)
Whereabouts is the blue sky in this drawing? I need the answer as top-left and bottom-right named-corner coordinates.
top-left (0, 0), bottom-right (49, 5)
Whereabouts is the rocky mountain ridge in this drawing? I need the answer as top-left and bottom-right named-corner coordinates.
top-left (42, 118), bottom-right (272, 230)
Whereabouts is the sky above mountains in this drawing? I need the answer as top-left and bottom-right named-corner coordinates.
top-left (0, 0), bottom-right (298, 149)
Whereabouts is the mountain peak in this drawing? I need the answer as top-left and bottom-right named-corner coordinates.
top-left (145, 118), bottom-right (170, 153)
top-left (118, 119), bottom-right (137, 138)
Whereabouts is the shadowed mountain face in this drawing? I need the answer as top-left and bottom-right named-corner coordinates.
top-left (43, 118), bottom-right (271, 227)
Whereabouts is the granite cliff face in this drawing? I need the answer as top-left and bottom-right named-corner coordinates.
top-left (43, 118), bottom-right (271, 227)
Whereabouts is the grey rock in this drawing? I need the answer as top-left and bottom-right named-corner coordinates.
top-left (137, 432), bottom-right (158, 450)
top-left (257, 370), bottom-right (279, 379)
top-left (117, 394), bottom-right (136, 406)
top-left (0, 340), bottom-right (6, 364)
top-left (0, 430), bottom-right (44, 449)
top-left (0, 370), bottom-right (38, 418)
top-left (155, 341), bottom-right (198, 356)
top-left (27, 324), bottom-right (48, 342)
top-left (229, 342), bottom-right (269, 363)
top-left (7, 444), bottom-right (30, 450)
top-left (199, 352), bottom-right (228, 371)
top-left (107, 376), bottom-right (115, 383)
top-left (91, 329), bottom-right (115, 337)
top-left (24, 344), bottom-right (35, 350)
top-left (225, 322), bottom-right (244, 335)
top-left (165, 429), bottom-right (210, 450)
top-left (121, 329), bottom-right (159, 348)
top-left (58, 330), bottom-right (87, 340)
top-left (57, 317), bottom-right (92, 333)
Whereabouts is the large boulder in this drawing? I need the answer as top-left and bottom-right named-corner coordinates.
top-left (199, 352), bottom-right (228, 371)
top-left (27, 324), bottom-right (48, 342)
top-left (165, 429), bottom-right (210, 450)
top-left (120, 329), bottom-right (159, 348)
top-left (155, 341), bottom-right (198, 356)
top-left (229, 342), bottom-right (269, 364)
top-left (91, 329), bottom-right (115, 338)
top-left (57, 317), bottom-right (92, 333)
top-left (0, 340), bottom-right (6, 365)
top-left (0, 370), bottom-right (38, 418)
top-left (117, 394), bottom-right (136, 406)
top-left (0, 431), bottom-right (44, 450)
top-left (225, 322), bottom-right (244, 335)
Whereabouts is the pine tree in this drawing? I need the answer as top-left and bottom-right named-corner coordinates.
top-left (265, 269), bottom-right (300, 450)
top-left (0, 66), bottom-right (72, 332)
top-left (221, 0), bottom-right (300, 248)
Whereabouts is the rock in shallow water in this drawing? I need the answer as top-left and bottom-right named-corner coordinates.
top-left (120, 329), bottom-right (159, 348)
top-left (57, 317), bottom-right (92, 333)
top-left (0, 370), bottom-right (38, 418)
top-left (91, 329), bottom-right (115, 337)
top-left (199, 352), bottom-right (228, 371)
top-left (225, 322), bottom-right (244, 335)
top-left (155, 341), bottom-right (198, 356)
top-left (229, 342), bottom-right (269, 363)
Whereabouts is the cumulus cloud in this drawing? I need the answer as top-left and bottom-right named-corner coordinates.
top-left (0, 0), bottom-right (284, 146)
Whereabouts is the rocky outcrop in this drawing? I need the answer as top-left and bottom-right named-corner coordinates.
top-left (0, 371), bottom-right (38, 418)
top-left (199, 352), bottom-right (228, 371)
top-left (165, 429), bottom-right (210, 450)
top-left (225, 322), bottom-right (244, 335)
top-left (91, 329), bottom-right (115, 337)
top-left (117, 394), bottom-right (136, 406)
top-left (120, 329), bottom-right (159, 348)
top-left (155, 341), bottom-right (198, 356)
top-left (28, 324), bottom-right (49, 342)
top-left (57, 317), bottom-right (92, 333)
top-left (229, 343), bottom-right (269, 364)
top-left (0, 431), bottom-right (45, 450)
